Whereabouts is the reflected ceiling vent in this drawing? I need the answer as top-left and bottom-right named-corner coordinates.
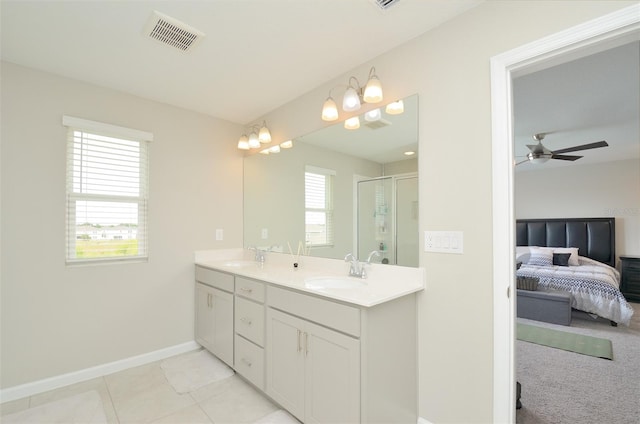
top-left (364, 119), bottom-right (392, 130)
top-left (371, 0), bottom-right (401, 11)
top-left (144, 11), bottom-right (205, 52)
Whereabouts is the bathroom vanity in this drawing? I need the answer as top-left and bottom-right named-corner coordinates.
top-left (194, 248), bottom-right (424, 423)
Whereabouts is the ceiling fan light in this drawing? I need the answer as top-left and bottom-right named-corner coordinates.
top-left (258, 122), bottom-right (271, 143)
top-left (385, 100), bottom-right (404, 115)
top-left (527, 152), bottom-right (550, 164)
top-left (237, 134), bottom-right (250, 150)
top-left (363, 73), bottom-right (383, 103)
top-left (343, 87), bottom-right (361, 112)
top-left (248, 131), bottom-right (260, 149)
top-left (344, 116), bottom-right (360, 130)
top-left (364, 108), bottom-right (381, 122)
top-left (322, 97), bottom-right (339, 121)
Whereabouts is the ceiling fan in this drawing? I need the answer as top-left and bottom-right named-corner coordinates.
top-left (517, 133), bottom-right (609, 165)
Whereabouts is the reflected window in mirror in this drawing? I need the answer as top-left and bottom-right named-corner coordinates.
top-left (305, 166), bottom-right (335, 247)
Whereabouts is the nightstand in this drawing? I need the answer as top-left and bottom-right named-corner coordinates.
top-left (620, 256), bottom-right (640, 302)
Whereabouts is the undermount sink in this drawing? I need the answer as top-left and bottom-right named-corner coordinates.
top-left (304, 276), bottom-right (366, 290)
top-left (221, 260), bottom-right (258, 268)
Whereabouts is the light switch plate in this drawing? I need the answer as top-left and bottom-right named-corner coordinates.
top-left (424, 231), bottom-right (463, 254)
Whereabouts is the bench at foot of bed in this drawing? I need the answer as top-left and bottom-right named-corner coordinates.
top-left (517, 289), bottom-right (572, 326)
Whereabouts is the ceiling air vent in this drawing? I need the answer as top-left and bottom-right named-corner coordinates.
top-left (144, 11), bottom-right (204, 52)
top-left (364, 119), bottom-right (392, 130)
top-left (371, 0), bottom-right (401, 11)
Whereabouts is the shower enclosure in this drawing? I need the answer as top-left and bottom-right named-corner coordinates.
top-left (356, 173), bottom-right (418, 267)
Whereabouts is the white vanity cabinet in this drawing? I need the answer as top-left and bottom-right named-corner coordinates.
top-left (266, 285), bottom-right (416, 423)
top-left (267, 307), bottom-right (360, 423)
top-left (234, 276), bottom-right (266, 389)
top-left (194, 255), bottom-right (420, 423)
top-left (195, 267), bottom-right (234, 367)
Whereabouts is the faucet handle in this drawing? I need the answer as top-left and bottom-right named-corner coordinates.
top-left (344, 253), bottom-right (355, 262)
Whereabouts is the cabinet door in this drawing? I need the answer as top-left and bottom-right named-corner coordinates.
top-left (266, 308), bottom-right (305, 421)
top-left (212, 288), bottom-right (234, 367)
top-left (304, 320), bottom-right (360, 424)
top-left (195, 283), bottom-right (215, 352)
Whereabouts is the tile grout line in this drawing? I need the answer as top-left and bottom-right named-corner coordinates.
top-left (102, 375), bottom-right (122, 424)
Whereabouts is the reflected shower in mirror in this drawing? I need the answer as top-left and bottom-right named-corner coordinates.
top-left (243, 94), bottom-right (418, 266)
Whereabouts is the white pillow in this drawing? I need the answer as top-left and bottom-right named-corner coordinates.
top-left (528, 247), bottom-right (553, 266)
top-left (515, 246), bottom-right (531, 263)
top-left (552, 247), bottom-right (579, 266)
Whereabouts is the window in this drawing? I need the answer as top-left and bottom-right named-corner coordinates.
top-left (64, 116), bottom-right (152, 264)
top-left (305, 166), bottom-right (334, 246)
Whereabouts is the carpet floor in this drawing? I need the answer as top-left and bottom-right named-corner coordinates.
top-left (516, 302), bottom-right (640, 424)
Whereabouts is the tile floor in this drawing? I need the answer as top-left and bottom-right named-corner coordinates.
top-left (0, 350), bottom-right (295, 423)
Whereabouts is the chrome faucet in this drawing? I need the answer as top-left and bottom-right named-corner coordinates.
top-left (248, 246), bottom-right (267, 263)
top-left (344, 252), bottom-right (379, 279)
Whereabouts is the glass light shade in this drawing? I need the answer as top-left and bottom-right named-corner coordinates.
top-left (344, 116), bottom-right (360, 130)
top-left (385, 100), bottom-right (404, 115)
top-left (342, 87), bottom-right (361, 112)
top-left (237, 134), bottom-right (250, 150)
top-left (258, 123), bottom-right (271, 144)
top-left (248, 131), bottom-right (260, 149)
top-left (404, 151), bottom-right (416, 156)
top-left (322, 97), bottom-right (339, 121)
top-left (527, 152), bottom-right (550, 164)
top-left (259, 149), bottom-right (270, 155)
top-left (363, 76), bottom-right (383, 103)
top-left (364, 108), bottom-right (381, 122)
top-left (269, 145), bottom-right (281, 154)
top-left (280, 140), bottom-right (293, 148)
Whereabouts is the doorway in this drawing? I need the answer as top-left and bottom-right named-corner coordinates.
top-left (490, 5), bottom-right (640, 422)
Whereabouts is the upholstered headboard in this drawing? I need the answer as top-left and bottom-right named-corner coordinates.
top-left (516, 217), bottom-right (615, 267)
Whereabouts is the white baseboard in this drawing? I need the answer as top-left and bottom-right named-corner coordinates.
top-left (418, 417), bottom-right (434, 424)
top-left (0, 340), bottom-right (200, 403)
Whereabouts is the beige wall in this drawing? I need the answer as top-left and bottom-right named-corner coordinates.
top-left (516, 159), bottom-right (640, 260)
top-left (254, 1), bottom-right (636, 422)
top-left (0, 62), bottom-right (243, 388)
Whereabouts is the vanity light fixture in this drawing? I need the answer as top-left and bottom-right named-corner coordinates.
top-left (321, 66), bottom-right (384, 122)
top-left (385, 100), bottom-right (404, 115)
top-left (344, 116), bottom-right (360, 130)
top-left (237, 121), bottom-right (272, 150)
top-left (280, 140), bottom-right (293, 148)
top-left (404, 151), bottom-right (416, 156)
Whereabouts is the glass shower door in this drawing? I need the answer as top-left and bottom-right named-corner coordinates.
top-left (357, 177), bottom-right (394, 264)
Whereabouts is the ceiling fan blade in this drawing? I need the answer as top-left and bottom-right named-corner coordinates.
top-left (551, 154), bottom-right (582, 161)
top-left (552, 140), bottom-right (608, 154)
top-left (515, 159), bottom-right (530, 165)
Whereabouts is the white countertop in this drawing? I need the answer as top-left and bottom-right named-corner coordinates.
top-left (194, 248), bottom-right (425, 308)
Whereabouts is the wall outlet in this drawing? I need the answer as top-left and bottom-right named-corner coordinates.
top-left (215, 229), bottom-right (223, 241)
top-left (261, 228), bottom-right (268, 239)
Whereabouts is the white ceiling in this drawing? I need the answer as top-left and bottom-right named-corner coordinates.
top-left (513, 41), bottom-right (640, 171)
top-left (0, 0), bottom-right (482, 125)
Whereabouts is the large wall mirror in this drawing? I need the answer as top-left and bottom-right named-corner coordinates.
top-left (244, 94), bottom-right (419, 266)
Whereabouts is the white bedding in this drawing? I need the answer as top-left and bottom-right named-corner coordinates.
top-left (516, 256), bottom-right (634, 326)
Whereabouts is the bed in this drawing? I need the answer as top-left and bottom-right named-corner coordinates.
top-left (515, 217), bottom-right (634, 326)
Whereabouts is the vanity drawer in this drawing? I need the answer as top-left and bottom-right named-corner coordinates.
top-left (235, 297), bottom-right (265, 346)
top-left (234, 334), bottom-right (265, 390)
top-left (267, 285), bottom-right (361, 337)
top-left (235, 277), bottom-right (265, 303)
top-left (195, 266), bottom-right (234, 292)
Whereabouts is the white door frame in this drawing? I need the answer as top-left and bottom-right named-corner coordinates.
top-left (490, 5), bottom-right (640, 423)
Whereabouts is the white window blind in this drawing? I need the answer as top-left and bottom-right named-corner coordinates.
top-left (63, 116), bottom-right (152, 264)
top-left (305, 166), bottom-right (335, 246)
